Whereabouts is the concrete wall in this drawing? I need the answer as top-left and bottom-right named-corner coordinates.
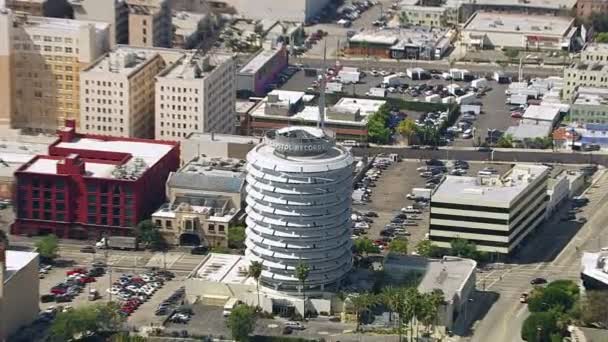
top-left (1, 255), bottom-right (39, 341)
top-left (181, 138), bottom-right (257, 163)
top-left (0, 12), bottom-right (12, 127)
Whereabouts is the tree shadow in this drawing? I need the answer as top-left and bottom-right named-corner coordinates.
top-left (453, 290), bottom-right (500, 337)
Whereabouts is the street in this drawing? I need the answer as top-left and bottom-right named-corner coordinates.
top-left (466, 169), bottom-right (608, 342)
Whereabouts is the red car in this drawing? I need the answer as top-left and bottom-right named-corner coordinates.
top-left (66, 267), bottom-right (87, 276)
top-left (51, 287), bottom-right (67, 295)
top-left (511, 112), bottom-right (523, 118)
top-left (79, 276), bottom-right (96, 284)
top-left (374, 239), bottom-right (388, 246)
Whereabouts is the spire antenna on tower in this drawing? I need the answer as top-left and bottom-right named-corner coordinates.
top-left (318, 40), bottom-right (327, 130)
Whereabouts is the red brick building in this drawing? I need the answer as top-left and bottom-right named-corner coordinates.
top-left (576, 0), bottom-right (608, 19)
top-left (12, 120), bottom-right (179, 239)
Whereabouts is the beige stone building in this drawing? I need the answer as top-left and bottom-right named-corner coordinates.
top-left (80, 47), bottom-right (175, 138)
top-left (152, 156), bottom-right (245, 247)
top-left (399, 6), bottom-right (451, 27)
top-left (126, 0), bottom-right (172, 48)
top-left (5, 0), bottom-right (46, 16)
top-left (155, 52), bottom-right (236, 140)
top-left (0, 249), bottom-right (40, 341)
top-left (0, 10), bottom-right (110, 132)
top-left (71, 0), bottom-right (130, 47)
top-left (563, 44), bottom-right (608, 100)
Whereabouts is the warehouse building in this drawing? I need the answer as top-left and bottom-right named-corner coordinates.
top-left (462, 11), bottom-right (576, 51)
top-left (209, 0), bottom-right (332, 23)
top-left (237, 45), bottom-right (288, 97)
top-left (430, 164), bottom-right (550, 255)
top-left (11, 120), bottom-right (179, 239)
top-left (570, 87), bottom-right (608, 124)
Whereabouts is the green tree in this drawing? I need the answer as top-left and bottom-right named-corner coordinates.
top-left (521, 311), bottom-right (560, 342)
top-left (381, 286), bottom-right (403, 338)
top-left (35, 234), bottom-right (59, 262)
top-left (248, 261), bottom-right (263, 309)
top-left (226, 304), bottom-right (256, 342)
top-left (496, 134), bottom-right (514, 148)
top-left (415, 126), bottom-right (440, 146)
top-left (597, 32), bottom-right (608, 43)
top-left (111, 333), bottom-right (148, 342)
top-left (397, 118), bottom-right (417, 144)
top-left (349, 293), bottom-right (377, 331)
top-left (354, 237), bottom-right (380, 256)
top-left (50, 302), bottom-right (124, 342)
top-left (135, 220), bottom-right (167, 251)
top-left (400, 287), bottom-right (422, 341)
top-left (367, 114), bottom-right (391, 144)
top-left (295, 262), bottom-right (310, 318)
top-left (528, 285), bottom-right (577, 313)
top-left (228, 225), bottom-right (246, 249)
top-left (546, 280), bottom-right (579, 298)
top-left (449, 238), bottom-right (478, 259)
top-left (419, 290), bottom-right (444, 335)
top-left (580, 290), bottom-right (608, 327)
top-left (503, 48), bottom-right (520, 59)
top-left (388, 238), bottom-right (408, 254)
top-left (415, 240), bottom-right (441, 258)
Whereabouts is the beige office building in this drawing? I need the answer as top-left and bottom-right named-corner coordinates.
top-left (563, 44), bottom-right (608, 100)
top-left (70, 0), bottom-right (129, 47)
top-left (125, 0), bottom-right (172, 48)
top-left (80, 47), bottom-right (169, 138)
top-left (0, 10), bottom-right (110, 132)
top-left (399, 6), bottom-right (451, 27)
top-left (4, 0), bottom-right (46, 16)
top-left (155, 52), bottom-right (236, 139)
top-left (0, 248), bottom-right (40, 341)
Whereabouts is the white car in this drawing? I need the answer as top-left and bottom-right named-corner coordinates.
top-left (285, 321), bottom-right (305, 330)
top-left (106, 287), bottom-right (120, 295)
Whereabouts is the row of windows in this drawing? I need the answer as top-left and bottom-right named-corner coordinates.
top-left (159, 122), bottom-right (199, 130)
top-left (88, 216), bottom-right (132, 227)
top-left (30, 35), bottom-right (74, 44)
top-left (159, 104), bottom-right (198, 111)
top-left (159, 86), bottom-right (199, 94)
top-left (158, 130), bottom-right (190, 138)
top-left (84, 80), bottom-right (125, 88)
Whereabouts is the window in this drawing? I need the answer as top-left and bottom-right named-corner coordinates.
top-left (32, 190), bottom-right (40, 198)
top-left (88, 205), bottom-right (96, 214)
top-left (155, 219), bottom-right (162, 227)
top-left (101, 217), bottom-right (107, 225)
top-left (88, 216), bottom-right (96, 224)
top-left (44, 46), bottom-right (52, 52)
top-left (56, 192), bottom-right (64, 200)
top-left (56, 203), bottom-right (65, 211)
top-left (57, 213), bottom-right (65, 221)
top-left (219, 225), bottom-right (225, 233)
top-left (166, 220), bottom-right (172, 229)
top-left (65, 47), bottom-right (73, 53)
top-left (33, 201), bottom-right (40, 209)
top-left (43, 36), bottom-right (52, 42)
top-left (208, 224), bottom-right (215, 232)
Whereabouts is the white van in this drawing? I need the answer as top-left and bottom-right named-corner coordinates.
top-left (223, 298), bottom-right (241, 317)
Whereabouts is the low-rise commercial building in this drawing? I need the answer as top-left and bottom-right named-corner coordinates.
top-left (11, 120), bottom-right (179, 239)
top-left (563, 44), bottom-right (608, 99)
top-left (569, 87), bottom-right (608, 124)
top-left (209, 0), bottom-right (332, 23)
top-left (0, 10), bottom-right (110, 132)
top-left (247, 90), bottom-right (386, 141)
top-left (430, 164), bottom-right (550, 255)
top-left (398, 5), bottom-right (450, 27)
top-left (237, 46), bottom-right (288, 97)
top-left (181, 132), bottom-right (259, 163)
top-left (155, 51), bottom-right (236, 139)
top-left (153, 156), bottom-right (245, 246)
top-left (347, 27), bottom-right (453, 60)
top-left (522, 105), bottom-right (561, 126)
top-left (462, 11), bottom-right (576, 51)
top-left (384, 254), bottom-right (476, 331)
top-left (581, 251), bottom-right (608, 290)
top-left (576, 0), bottom-right (608, 19)
top-left (0, 249), bottom-right (40, 341)
top-left (5, 0), bottom-right (46, 16)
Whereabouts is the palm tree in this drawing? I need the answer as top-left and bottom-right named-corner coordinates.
top-left (400, 287), bottom-right (421, 341)
top-left (382, 287), bottom-right (404, 341)
top-left (295, 262), bottom-right (310, 318)
top-left (248, 261), bottom-right (263, 309)
top-left (349, 293), bottom-right (377, 332)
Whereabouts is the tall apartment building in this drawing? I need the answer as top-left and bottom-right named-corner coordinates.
top-left (80, 47), bottom-right (170, 138)
top-left (563, 43), bottom-right (608, 100)
top-left (430, 164), bottom-right (549, 255)
top-left (0, 10), bottom-right (110, 131)
top-left (125, 0), bottom-right (172, 48)
top-left (71, 0), bottom-right (129, 46)
top-left (5, 0), bottom-right (46, 15)
top-left (155, 52), bottom-right (235, 139)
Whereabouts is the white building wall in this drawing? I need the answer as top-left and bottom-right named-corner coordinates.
top-left (222, 0), bottom-right (328, 22)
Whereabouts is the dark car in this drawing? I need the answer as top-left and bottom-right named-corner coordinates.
top-left (190, 245), bottom-right (208, 255)
top-left (80, 246), bottom-right (95, 253)
top-left (364, 211), bottom-right (378, 217)
top-left (426, 159), bottom-right (444, 166)
top-left (530, 277), bottom-right (547, 285)
top-left (40, 294), bottom-right (55, 303)
top-left (477, 146), bottom-right (493, 152)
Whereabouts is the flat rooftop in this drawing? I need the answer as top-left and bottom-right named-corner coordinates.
top-left (159, 52), bottom-right (232, 80)
top-left (575, 87), bottom-right (608, 106)
top-left (522, 105), bottom-right (560, 122)
top-left (125, 0), bottom-right (164, 14)
top-left (582, 252), bottom-right (608, 285)
top-left (86, 47), bottom-right (160, 76)
top-left (239, 47), bottom-right (283, 75)
top-left (444, 0), bottom-right (577, 10)
top-left (432, 164), bottom-right (549, 207)
top-left (191, 253), bottom-right (255, 285)
top-left (186, 132), bottom-right (260, 145)
top-left (583, 43), bottom-right (608, 54)
top-left (350, 27), bottom-right (448, 47)
top-left (173, 11), bottom-right (208, 37)
top-left (12, 13), bottom-right (110, 31)
top-left (464, 12), bottom-right (573, 36)
top-left (23, 137), bottom-right (173, 179)
top-left (333, 98), bottom-right (386, 116)
top-left (5, 250), bottom-right (38, 283)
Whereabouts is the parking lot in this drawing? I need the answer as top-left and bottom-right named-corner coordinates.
top-left (354, 158), bottom-right (512, 253)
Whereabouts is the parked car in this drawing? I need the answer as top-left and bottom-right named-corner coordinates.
top-left (530, 277), bottom-right (547, 285)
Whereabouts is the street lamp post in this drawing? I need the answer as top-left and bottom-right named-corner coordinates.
top-left (518, 54), bottom-right (538, 82)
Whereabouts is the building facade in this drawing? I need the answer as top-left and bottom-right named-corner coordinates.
top-left (11, 120), bottom-right (179, 239)
top-left (576, 0), bottom-right (608, 19)
top-left (237, 46), bottom-right (288, 97)
top-left (80, 47), bottom-right (169, 138)
top-left (5, 0), bottom-right (46, 15)
top-left (152, 156), bottom-right (245, 246)
top-left (0, 10), bottom-right (110, 132)
top-left (0, 249), bottom-right (40, 341)
top-left (70, 0), bottom-right (129, 46)
top-left (570, 87), bottom-right (608, 124)
top-left (430, 164), bottom-right (550, 255)
top-left (563, 44), bottom-right (608, 99)
top-left (126, 0), bottom-right (172, 48)
top-left (399, 6), bottom-right (450, 27)
top-left (155, 52), bottom-right (236, 139)
top-left (212, 0), bottom-right (331, 23)
top-left (245, 127), bottom-right (354, 293)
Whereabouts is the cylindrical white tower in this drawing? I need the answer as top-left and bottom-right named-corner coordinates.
top-left (245, 127), bottom-right (353, 293)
